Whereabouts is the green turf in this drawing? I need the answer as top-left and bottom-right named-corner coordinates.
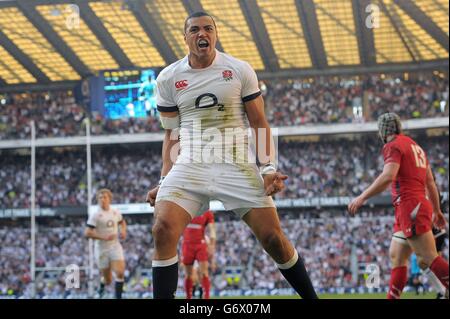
top-left (215, 292), bottom-right (436, 299)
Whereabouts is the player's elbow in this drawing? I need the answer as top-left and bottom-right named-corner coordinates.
top-left (84, 228), bottom-right (93, 239)
top-left (248, 117), bottom-right (269, 130)
top-left (382, 172), bottom-right (396, 184)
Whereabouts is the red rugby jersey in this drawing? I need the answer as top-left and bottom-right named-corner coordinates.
top-left (183, 210), bottom-right (214, 244)
top-left (382, 134), bottom-right (429, 205)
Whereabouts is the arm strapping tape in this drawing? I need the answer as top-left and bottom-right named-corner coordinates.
top-left (160, 115), bottom-right (180, 129)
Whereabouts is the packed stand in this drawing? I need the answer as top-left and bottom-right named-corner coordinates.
top-left (1, 134), bottom-right (448, 209)
top-left (0, 209), bottom-right (447, 297)
top-left (365, 74), bottom-right (449, 121)
top-left (0, 73), bottom-right (447, 140)
top-left (0, 91), bottom-right (85, 139)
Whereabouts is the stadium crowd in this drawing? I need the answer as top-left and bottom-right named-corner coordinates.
top-left (1, 135), bottom-right (447, 209)
top-left (265, 73), bottom-right (448, 126)
top-left (0, 209), bottom-right (447, 298)
top-left (0, 73), bottom-right (447, 139)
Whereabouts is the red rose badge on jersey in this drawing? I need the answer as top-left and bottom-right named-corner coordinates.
top-left (222, 70), bottom-right (233, 81)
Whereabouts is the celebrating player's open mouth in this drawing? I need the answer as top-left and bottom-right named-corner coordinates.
top-left (197, 39), bottom-right (209, 51)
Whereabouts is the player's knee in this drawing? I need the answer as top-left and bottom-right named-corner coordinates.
top-left (115, 272), bottom-right (125, 280)
top-left (152, 219), bottom-right (176, 245)
top-left (260, 230), bottom-right (284, 252)
top-left (200, 269), bottom-right (209, 278)
top-left (389, 250), bottom-right (400, 266)
top-left (104, 275), bottom-right (112, 285)
top-left (416, 254), bottom-right (435, 270)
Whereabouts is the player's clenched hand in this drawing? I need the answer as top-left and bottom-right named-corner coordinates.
top-left (146, 186), bottom-right (159, 207)
top-left (348, 195), bottom-right (366, 217)
top-left (433, 211), bottom-right (447, 229)
top-left (263, 172), bottom-right (288, 196)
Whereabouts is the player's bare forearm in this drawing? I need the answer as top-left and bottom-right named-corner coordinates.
top-left (245, 96), bottom-right (275, 165)
top-left (84, 228), bottom-right (105, 240)
top-left (147, 128), bottom-right (179, 206)
top-left (361, 174), bottom-right (392, 200)
top-left (361, 163), bottom-right (400, 200)
top-left (161, 129), bottom-right (178, 176)
top-left (119, 220), bottom-right (127, 239)
top-left (426, 166), bottom-right (441, 213)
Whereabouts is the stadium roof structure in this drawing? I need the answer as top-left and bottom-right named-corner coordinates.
top-left (0, 0), bottom-right (448, 92)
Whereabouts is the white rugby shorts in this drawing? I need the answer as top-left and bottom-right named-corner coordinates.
top-left (95, 244), bottom-right (125, 269)
top-left (156, 163), bottom-right (275, 218)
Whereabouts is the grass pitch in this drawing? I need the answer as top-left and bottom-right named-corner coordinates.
top-left (217, 292), bottom-right (436, 299)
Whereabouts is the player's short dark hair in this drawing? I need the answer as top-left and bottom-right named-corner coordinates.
top-left (184, 11), bottom-right (217, 33)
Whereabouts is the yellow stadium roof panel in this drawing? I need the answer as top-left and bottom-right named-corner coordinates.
top-left (0, 7), bottom-right (79, 81)
top-left (373, 1), bottom-right (412, 63)
top-left (315, 0), bottom-right (360, 66)
top-left (415, 0), bottom-right (449, 37)
top-left (257, 0), bottom-right (312, 68)
top-left (146, 0), bottom-right (188, 60)
top-left (89, 1), bottom-right (165, 68)
top-left (200, 0), bottom-right (265, 70)
top-left (0, 45), bottom-right (36, 84)
top-left (389, 0), bottom-right (447, 60)
top-left (37, 4), bottom-right (119, 72)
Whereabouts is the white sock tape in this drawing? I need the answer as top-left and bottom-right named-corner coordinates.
top-left (276, 250), bottom-right (299, 270)
top-left (152, 255), bottom-right (178, 267)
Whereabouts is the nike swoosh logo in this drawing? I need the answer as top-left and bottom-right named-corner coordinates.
top-left (410, 202), bottom-right (421, 221)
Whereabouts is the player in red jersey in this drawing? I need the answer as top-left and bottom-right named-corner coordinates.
top-left (181, 210), bottom-right (216, 299)
top-left (348, 113), bottom-right (448, 299)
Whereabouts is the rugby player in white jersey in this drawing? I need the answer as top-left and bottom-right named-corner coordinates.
top-left (85, 189), bottom-right (127, 299)
top-left (146, 12), bottom-right (317, 299)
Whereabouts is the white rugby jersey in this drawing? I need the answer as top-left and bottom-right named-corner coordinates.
top-left (87, 207), bottom-right (123, 250)
top-left (156, 50), bottom-right (261, 163)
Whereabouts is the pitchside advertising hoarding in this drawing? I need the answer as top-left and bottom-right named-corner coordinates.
top-left (2, 193), bottom-right (447, 218)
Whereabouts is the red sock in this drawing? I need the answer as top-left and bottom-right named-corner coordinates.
top-left (201, 276), bottom-right (210, 299)
top-left (387, 266), bottom-right (407, 299)
top-left (184, 277), bottom-right (193, 299)
top-left (430, 256), bottom-right (449, 289)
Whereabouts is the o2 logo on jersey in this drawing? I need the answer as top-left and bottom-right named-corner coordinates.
top-left (195, 93), bottom-right (225, 111)
top-left (365, 263), bottom-right (380, 289)
top-left (175, 80), bottom-right (188, 90)
top-left (106, 220), bottom-right (114, 228)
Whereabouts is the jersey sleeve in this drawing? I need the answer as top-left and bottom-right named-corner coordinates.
top-left (86, 212), bottom-right (97, 228)
top-left (115, 209), bottom-right (123, 223)
top-left (240, 61), bottom-right (261, 103)
top-left (383, 143), bottom-right (402, 164)
top-left (156, 70), bottom-right (178, 112)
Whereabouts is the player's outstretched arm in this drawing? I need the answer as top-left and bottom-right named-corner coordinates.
top-left (244, 96), bottom-right (288, 196)
top-left (348, 162), bottom-right (399, 216)
top-left (426, 166), bottom-right (447, 229)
